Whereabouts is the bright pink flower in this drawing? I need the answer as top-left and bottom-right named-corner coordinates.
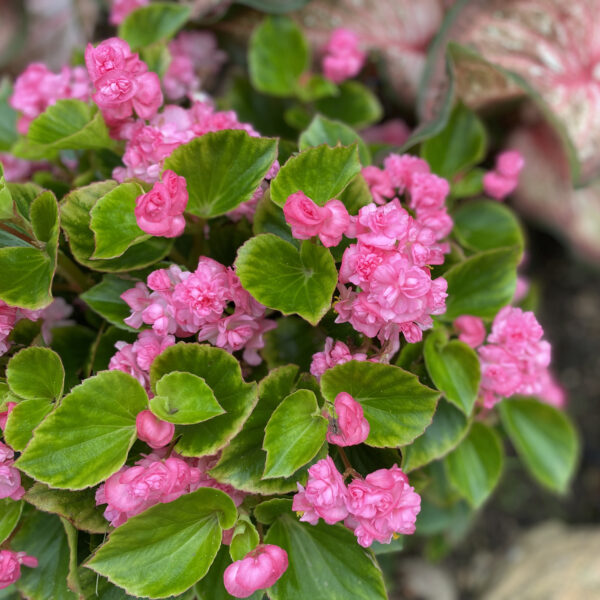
top-left (93, 70), bottom-right (138, 108)
top-left (0, 550), bottom-right (38, 590)
top-left (409, 172), bottom-right (449, 212)
top-left (223, 544), bottom-right (288, 598)
top-left (383, 154), bottom-right (430, 192)
top-left (345, 465), bottom-right (421, 547)
top-left (292, 456), bottom-right (348, 525)
top-left (310, 337), bottom-right (367, 379)
top-left (283, 191), bottom-right (327, 239)
top-left (131, 72), bottom-right (163, 120)
top-left (538, 371), bottom-right (566, 409)
top-left (0, 302), bottom-right (18, 357)
top-left (361, 166), bottom-right (394, 205)
top-left (134, 170), bottom-right (188, 238)
top-left (0, 442), bottom-right (13, 463)
top-left (356, 200), bottom-right (411, 249)
top-left (136, 410), bottom-right (175, 449)
top-left (483, 150), bottom-right (524, 201)
top-left (85, 38), bottom-right (132, 81)
top-left (132, 330), bottom-right (175, 371)
top-left (488, 306), bottom-right (545, 353)
top-left (108, 341), bottom-right (148, 389)
top-left (121, 282), bottom-right (152, 329)
top-left (454, 315), bottom-right (486, 348)
top-left (0, 464), bottom-right (25, 500)
top-left (322, 28), bottom-right (366, 84)
top-left (327, 392), bottom-right (369, 447)
top-left (0, 403), bottom-right (17, 431)
top-left (339, 243), bottom-right (388, 287)
top-left (109, 0), bottom-right (149, 25)
top-left (320, 199), bottom-right (350, 247)
top-left (496, 150), bottom-right (524, 178)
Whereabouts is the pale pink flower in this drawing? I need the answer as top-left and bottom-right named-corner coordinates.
top-left (345, 465), bottom-right (421, 547)
top-left (322, 28), bottom-right (366, 84)
top-left (496, 150), bottom-right (525, 178)
top-left (310, 337), bottom-right (367, 379)
top-left (292, 456), bottom-right (348, 525)
top-left (0, 550), bottom-right (38, 590)
top-left (361, 166), bottom-right (394, 205)
top-left (538, 371), bottom-right (567, 409)
top-left (132, 330), bottom-right (175, 371)
top-left (454, 315), bottom-right (486, 348)
top-left (483, 150), bottom-right (524, 201)
top-left (383, 154), bottom-right (430, 192)
top-left (327, 392), bottom-right (369, 447)
top-left (108, 341), bottom-right (148, 389)
top-left (408, 172), bottom-right (449, 212)
top-left (361, 119), bottom-right (410, 146)
top-left (0, 464), bottom-right (25, 500)
top-left (223, 544), bottom-right (288, 598)
top-left (355, 200), bottom-right (411, 249)
top-left (38, 298), bottom-right (74, 344)
top-left (136, 410), bottom-right (175, 449)
top-left (320, 199), bottom-right (350, 247)
top-left (109, 0), bottom-right (149, 26)
top-left (121, 282), bottom-right (152, 329)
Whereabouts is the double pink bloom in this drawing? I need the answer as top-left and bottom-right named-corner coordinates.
top-left (223, 544), bottom-right (288, 598)
top-left (483, 150), bottom-right (524, 201)
top-left (85, 37), bottom-right (162, 125)
top-left (310, 337), bottom-right (367, 379)
top-left (322, 28), bottom-right (366, 84)
top-left (326, 392), bottom-right (370, 447)
top-left (0, 550), bottom-right (38, 590)
top-left (293, 457), bottom-right (421, 548)
top-left (283, 191), bottom-right (350, 247)
top-left (136, 410), bottom-right (174, 449)
top-left (134, 169), bottom-right (188, 238)
top-left (0, 441), bottom-right (24, 501)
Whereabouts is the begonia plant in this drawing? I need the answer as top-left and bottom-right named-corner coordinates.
top-left (0, 3), bottom-right (579, 599)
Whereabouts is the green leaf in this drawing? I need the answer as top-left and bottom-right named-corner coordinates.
top-left (61, 181), bottom-right (171, 272)
top-left (254, 498), bottom-right (293, 524)
top-left (0, 163), bottom-right (13, 219)
top-left (263, 389), bottom-right (327, 478)
top-left (50, 326), bottom-right (96, 391)
top-left (0, 499), bottom-right (22, 543)
top-left (150, 371), bottom-right (225, 424)
top-left (229, 515), bottom-right (260, 562)
top-left (453, 200), bottom-right (524, 254)
top-left (0, 79), bottom-right (18, 152)
top-left (150, 344), bottom-right (258, 457)
top-left (421, 103), bottom-right (486, 179)
top-left (315, 81), bottom-right (382, 129)
top-left (80, 275), bottom-right (138, 332)
top-left (270, 144), bottom-right (361, 207)
top-left (424, 329), bottom-right (480, 415)
top-left (163, 130), bottom-right (278, 219)
top-left (235, 235), bottom-right (337, 325)
top-left (450, 168), bottom-right (484, 198)
top-left (253, 192), bottom-right (296, 245)
top-left (6, 347), bottom-right (64, 401)
top-left (4, 399), bottom-right (53, 452)
top-left (402, 400), bottom-right (469, 472)
top-left (24, 483), bottom-right (108, 534)
top-left (300, 115), bottom-right (370, 166)
top-left (320, 361), bottom-right (439, 447)
top-left (210, 366), bottom-right (308, 494)
top-left (7, 181), bottom-right (42, 221)
top-left (16, 371), bottom-right (148, 489)
top-left (27, 100), bottom-right (113, 152)
top-left (90, 181), bottom-right (148, 259)
top-left (265, 516), bottom-right (387, 600)
top-left (443, 248), bottom-right (519, 320)
top-left (87, 488), bottom-right (237, 598)
top-left (12, 511), bottom-right (76, 600)
top-left (445, 422), bottom-right (504, 508)
top-left (295, 74), bottom-right (338, 102)
top-left (118, 2), bottom-right (191, 49)
top-left (249, 16), bottom-right (309, 96)
top-left (498, 398), bottom-right (578, 494)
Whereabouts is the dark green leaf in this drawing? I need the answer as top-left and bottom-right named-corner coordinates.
top-left (163, 131), bottom-right (278, 218)
top-left (499, 398), bottom-right (578, 494)
top-left (50, 326), bottom-right (96, 391)
top-left (314, 81), bottom-right (382, 129)
top-left (320, 361), bottom-right (439, 447)
top-left (252, 192), bottom-right (296, 245)
top-left (254, 499), bottom-right (293, 524)
top-left (6, 347), bottom-right (64, 401)
top-left (118, 3), bottom-right (191, 48)
top-left (87, 488), bottom-right (237, 598)
top-left (235, 236), bottom-right (337, 325)
top-left (80, 275), bottom-right (138, 331)
top-left (0, 499), bottom-right (22, 543)
top-left (0, 79), bottom-right (17, 152)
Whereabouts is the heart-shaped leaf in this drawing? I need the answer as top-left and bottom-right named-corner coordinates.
top-left (7, 347), bottom-right (64, 401)
top-left (150, 372), bottom-right (225, 424)
top-left (235, 236), bottom-right (337, 325)
top-left (314, 81), bottom-right (382, 129)
top-left (16, 371), bottom-right (148, 489)
top-left (80, 275), bottom-right (138, 332)
top-left (86, 488), bottom-right (236, 598)
top-left (320, 361), bottom-right (439, 447)
top-left (4, 399), bottom-right (53, 452)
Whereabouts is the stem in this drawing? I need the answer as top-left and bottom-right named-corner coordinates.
top-left (337, 447), bottom-right (353, 472)
top-left (56, 251), bottom-right (93, 293)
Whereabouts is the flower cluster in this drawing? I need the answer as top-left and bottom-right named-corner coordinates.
top-left (283, 191), bottom-right (349, 247)
top-left (310, 337), bottom-right (367, 379)
top-left (293, 457), bottom-right (420, 548)
top-left (483, 150), bottom-right (524, 201)
top-left (322, 28), bottom-right (366, 84)
top-left (164, 31), bottom-right (227, 101)
top-left (134, 169), bottom-right (188, 237)
top-left (461, 307), bottom-right (564, 409)
top-left (96, 450), bottom-right (245, 528)
top-left (119, 259), bottom-right (275, 366)
top-left (326, 392), bottom-right (370, 447)
top-left (109, 0), bottom-right (148, 25)
top-left (224, 545), bottom-right (288, 598)
top-left (335, 154), bottom-right (451, 349)
top-left (10, 63), bottom-right (90, 134)
top-left (0, 441), bottom-right (25, 501)
top-left (0, 550), bottom-right (38, 590)
top-left (85, 37), bottom-right (162, 127)
top-left (0, 298), bottom-right (73, 357)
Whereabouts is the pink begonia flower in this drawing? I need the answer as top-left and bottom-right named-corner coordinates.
top-left (513, 275), bottom-right (530, 303)
top-left (496, 150), bottom-right (525, 178)
top-left (0, 302), bottom-right (18, 357)
top-left (327, 392), bottom-right (370, 447)
top-left (121, 282), bottom-right (153, 329)
top-left (322, 28), bottom-right (366, 84)
top-left (136, 410), bottom-right (175, 449)
top-left (361, 119), bottom-right (411, 147)
top-left (0, 464), bottom-right (25, 500)
top-left (108, 341), bottom-right (149, 389)
top-left (361, 166), bottom-right (394, 205)
top-left (408, 172), bottom-right (449, 212)
top-left (134, 169), bottom-right (188, 238)
top-left (0, 550), bottom-right (38, 590)
top-left (0, 403), bottom-right (17, 431)
top-left (310, 337), bottom-right (367, 379)
top-left (345, 465), bottom-right (421, 547)
top-left (223, 545), bottom-right (288, 598)
top-left (483, 150), bottom-right (525, 201)
top-left (38, 298), bottom-right (74, 344)
top-left (355, 199), bottom-right (411, 249)
top-left (132, 330), bottom-right (175, 371)
top-left (0, 442), bottom-right (13, 463)
top-left (383, 154), bottom-right (430, 192)
top-left (538, 370), bottom-right (566, 409)
top-left (109, 0), bottom-right (149, 26)
top-left (454, 315), bottom-right (486, 348)
top-left (292, 456), bottom-right (348, 525)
